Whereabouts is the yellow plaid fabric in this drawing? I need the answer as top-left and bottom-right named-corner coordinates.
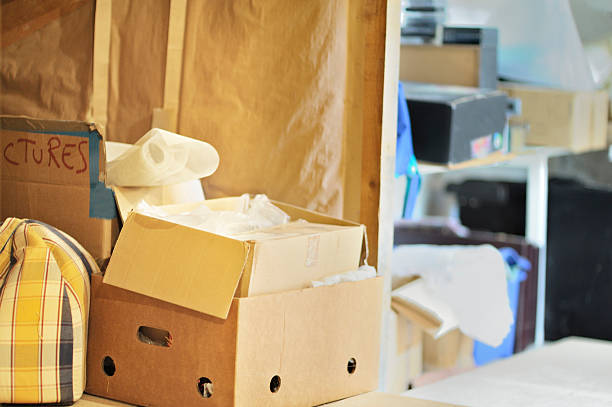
top-left (0, 218), bottom-right (98, 404)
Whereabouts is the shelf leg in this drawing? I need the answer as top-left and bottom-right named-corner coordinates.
top-left (526, 156), bottom-right (548, 346)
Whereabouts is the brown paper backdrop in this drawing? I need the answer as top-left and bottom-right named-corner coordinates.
top-left (0, 1), bottom-right (93, 121)
top-left (106, 0), bottom-right (170, 143)
top-left (178, 0), bottom-right (349, 216)
top-left (2, 0), bottom-right (366, 218)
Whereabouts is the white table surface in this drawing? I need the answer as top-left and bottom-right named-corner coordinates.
top-left (404, 337), bottom-right (612, 407)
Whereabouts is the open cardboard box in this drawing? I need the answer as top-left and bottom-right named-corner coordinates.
top-left (86, 272), bottom-right (383, 407)
top-left (104, 195), bottom-right (367, 319)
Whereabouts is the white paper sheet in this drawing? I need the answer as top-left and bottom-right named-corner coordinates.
top-left (392, 244), bottom-right (513, 347)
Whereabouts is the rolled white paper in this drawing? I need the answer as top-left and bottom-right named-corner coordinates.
top-left (107, 128), bottom-right (219, 187)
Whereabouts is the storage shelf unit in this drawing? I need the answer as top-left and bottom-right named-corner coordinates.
top-left (416, 146), bottom-right (572, 346)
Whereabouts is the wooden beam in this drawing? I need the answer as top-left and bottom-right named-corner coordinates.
top-left (361, 0), bottom-right (400, 389)
top-left (153, 0), bottom-right (187, 132)
top-left (360, 0), bottom-right (388, 268)
top-left (90, 0), bottom-right (111, 128)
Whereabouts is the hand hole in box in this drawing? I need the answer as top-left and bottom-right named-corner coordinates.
top-left (103, 356), bottom-right (116, 376)
top-left (269, 375), bottom-right (281, 393)
top-left (347, 358), bottom-right (357, 374)
top-left (197, 377), bottom-right (213, 398)
top-left (137, 326), bottom-right (172, 347)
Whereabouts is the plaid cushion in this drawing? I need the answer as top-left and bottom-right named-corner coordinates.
top-left (0, 218), bottom-right (98, 404)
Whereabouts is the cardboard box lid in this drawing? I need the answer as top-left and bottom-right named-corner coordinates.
top-left (104, 196), bottom-right (365, 319)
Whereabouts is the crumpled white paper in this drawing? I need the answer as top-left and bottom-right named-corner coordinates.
top-left (311, 265), bottom-right (377, 288)
top-left (136, 194), bottom-right (290, 237)
top-left (106, 128), bottom-right (219, 186)
top-left (392, 244), bottom-right (513, 347)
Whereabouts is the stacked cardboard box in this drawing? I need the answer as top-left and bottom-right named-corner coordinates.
top-left (0, 116), bottom-right (119, 262)
top-left (500, 83), bottom-right (609, 152)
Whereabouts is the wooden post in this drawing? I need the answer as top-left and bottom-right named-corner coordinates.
top-left (90, 0), bottom-right (112, 129)
top-left (361, 0), bottom-right (400, 388)
top-left (152, 0), bottom-right (187, 132)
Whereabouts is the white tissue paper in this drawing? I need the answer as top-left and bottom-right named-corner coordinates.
top-left (310, 265), bottom-right (377, 288)
top-left (392, 244), bottom-right (513, 347)
top-left (136, 194), bottom-right (290, 237)
top-left (393, 278), bottom-right (459, 338)
top-left (106, 128), bottom-right (220, 187)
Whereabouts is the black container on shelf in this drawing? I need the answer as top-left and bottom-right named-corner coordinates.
top-left (404, 82), bottom-right (508, 164)
top-left (446, 177), bottom-right (612, 341)
top-left (446, 180), bottom-right (526, 236)
top-left (545, 179), bottom-right (612, 341)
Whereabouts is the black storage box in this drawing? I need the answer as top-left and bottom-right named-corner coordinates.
top-left (404, 82), bottom-right (508, 164)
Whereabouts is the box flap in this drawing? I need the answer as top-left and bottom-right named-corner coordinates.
top-left (272, 200), bottom-right (369, 265)
top-left (391, 279), bottom-right (458, 336)
top-left (112, 182), bottom-right (206, 222)
top-left (242, 223), bottom-right (365, 297)
top-left (272, 200), bottom-right (359, 227)
top-left (103, 212), bottom-right (248, 319)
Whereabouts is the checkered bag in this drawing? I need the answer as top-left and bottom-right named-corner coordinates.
top-left (0, 218), bottom-right (98, 404)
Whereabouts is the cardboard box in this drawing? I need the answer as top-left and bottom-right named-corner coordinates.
top-left (422, 330), bottom-right (474, 372)
top-left (86, 273), bottom-right (383, 407)
top-left (0, 116), bottom-right (118, 260)
top-left (391, 280), bottom-right (473, 379)
top-left (400, 43), bottom-right (496, 90)
top-left (385, 309), bottom-right (424, 393)
top-left (76, 392), bottom-right (463, 407)
top-left (103, 196), bottom-right (366, 319)
top-left (500, 83), bottom-right (609, 152)
top-left (403, 82), bottom-right (508, 164)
